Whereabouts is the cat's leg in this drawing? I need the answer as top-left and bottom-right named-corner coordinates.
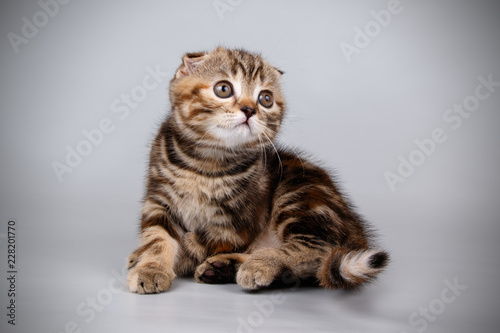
top-left (127, 200), bottom-right (180, 294)
top-left (194, 253), bottom-right (249, 284)
top-left (234, 154), bottom-right (389, 291)
top-left (236, 238), bottom-right (327, 290)
top-left (174, 232), bottom-right (209, 277)
top-left (236, 242), bottom-right (389, 290)
top-left (127, 226), bottom-right (177, 294)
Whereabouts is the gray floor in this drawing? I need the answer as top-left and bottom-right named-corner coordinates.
top-left (1, 1), bottom-right (500, 332)
top-left (1, 192), bottom-right (499, 333)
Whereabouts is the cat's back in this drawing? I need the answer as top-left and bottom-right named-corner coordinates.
top-left (270, 147), bottom-right (336, 189)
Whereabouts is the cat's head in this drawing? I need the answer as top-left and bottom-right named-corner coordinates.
top-left (169, 47), bottom-right (285, 149)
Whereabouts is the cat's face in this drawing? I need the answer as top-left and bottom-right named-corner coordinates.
top-left (169, 47), bottom-right (285, 149)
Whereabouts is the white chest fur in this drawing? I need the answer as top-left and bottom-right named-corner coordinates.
top-left (169, 172), bottom-right (234, 232)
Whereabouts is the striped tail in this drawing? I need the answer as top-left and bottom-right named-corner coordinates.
top-left (317, 248), bottom-right (389, 289)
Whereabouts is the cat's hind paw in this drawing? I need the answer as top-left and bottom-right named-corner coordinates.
top-left (195, 256), bottom-right (237, 284)
top-left (236, 257), bottom-right (282, 290)
top-left (195, 253), bottom-right (248, 284)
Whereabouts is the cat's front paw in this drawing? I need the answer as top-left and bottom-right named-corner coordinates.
top-left (236, 256), bottom-right (283, 290)
top-left (127, 264), bottom-right (175, 294)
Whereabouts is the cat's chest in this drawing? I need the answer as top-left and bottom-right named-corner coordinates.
top-left (170, 174), bottom-right (238, 231)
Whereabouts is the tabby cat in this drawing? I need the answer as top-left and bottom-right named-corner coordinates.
top-left (126, 47), bottom-right (389, 294)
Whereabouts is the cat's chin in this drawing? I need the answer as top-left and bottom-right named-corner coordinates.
top-left (210, 123), bottom-right (258, 149)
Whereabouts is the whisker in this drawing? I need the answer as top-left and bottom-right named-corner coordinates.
top-left (257, 133), bottom-right (267, 172)
top-left (198, 124), bottom-right (219, 144)
top-left (262, 131), bottom-right (283, 180)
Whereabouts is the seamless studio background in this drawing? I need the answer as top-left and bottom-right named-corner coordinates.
top-left (1, 1), bottom-right (499, 332)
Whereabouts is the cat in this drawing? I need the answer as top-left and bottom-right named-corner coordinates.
top-left (126, 47), bottom-right (389, 294)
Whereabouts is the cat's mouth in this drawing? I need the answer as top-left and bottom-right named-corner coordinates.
top-left (225, 119), bottom-right (256, 140)
top-left (211, 118), bottom-right (258, 147)
top-left (216, 119), bottom-right (251, 131)
top-left (236, 119), bottom-right (253, 132)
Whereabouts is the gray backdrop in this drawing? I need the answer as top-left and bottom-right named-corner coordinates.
top-left (1, 1), bottom-right (499, 332)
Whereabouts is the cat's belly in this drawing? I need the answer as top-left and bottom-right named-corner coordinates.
top-left (176, 194), bottom-right (253, 254)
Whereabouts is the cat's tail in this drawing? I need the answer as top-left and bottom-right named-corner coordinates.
top-left (316, 248), bottom-right (389, 289)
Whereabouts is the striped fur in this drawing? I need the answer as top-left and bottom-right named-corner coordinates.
top-left (127, 47), bottom-right (388, 294)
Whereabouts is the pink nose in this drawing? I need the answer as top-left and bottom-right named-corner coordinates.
top-left (240, 106), bottom-right (256, 119)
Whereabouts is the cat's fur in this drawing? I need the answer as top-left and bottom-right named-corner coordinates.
top-left (126, 47), bottom-right (389, 294)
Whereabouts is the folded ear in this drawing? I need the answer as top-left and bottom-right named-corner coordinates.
top-left (175, 52), bottom-right (207, 79)
top-left (273, 67), bottom-right (285, 76)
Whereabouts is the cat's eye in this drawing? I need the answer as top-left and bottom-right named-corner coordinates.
top-left (213, 81), bottom-right (233, 98)
top-left (258, 91), bottom-right (274, 108)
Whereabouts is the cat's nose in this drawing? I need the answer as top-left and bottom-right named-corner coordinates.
top-left (240, 106), bottom-right (256, 119)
